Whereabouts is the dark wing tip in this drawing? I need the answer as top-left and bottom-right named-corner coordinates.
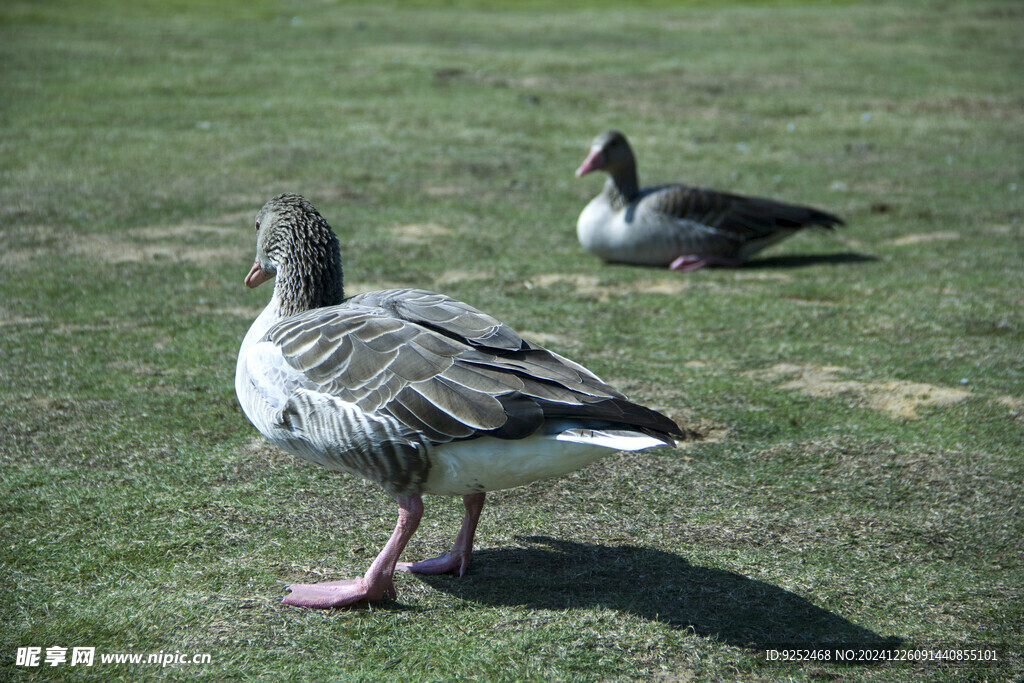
top-left (814, 209), bottom-right (845, 229)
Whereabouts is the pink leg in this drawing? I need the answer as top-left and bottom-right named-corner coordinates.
top-left (669, 255), bottom-right (742, 271)
top-left (397, 492), bottom-right (485, 577)
top-left (283, 494), bottom-right (423, 608)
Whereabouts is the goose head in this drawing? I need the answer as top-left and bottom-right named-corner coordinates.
top-left (575, 130), bottom-right (639, 200)
top-left (574, 130), bottom-right (636, 177)
top-left (245, 192), bottom-right (344, 316)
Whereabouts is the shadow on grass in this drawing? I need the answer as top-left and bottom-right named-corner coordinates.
top-left (743, 252), bottom-right (879, 269)
top-left (414, 535), bottom-right (898, 650)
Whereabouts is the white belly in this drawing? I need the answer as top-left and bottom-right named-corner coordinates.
top-left (422, 423), bottom-right (667, 496)
top-left (422, 434), bottom-right (609, 495)
top-left (577, 196), bottom-right (696, 266)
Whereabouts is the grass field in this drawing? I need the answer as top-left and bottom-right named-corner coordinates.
top-left (2, 0), bottom-right (1021, 680)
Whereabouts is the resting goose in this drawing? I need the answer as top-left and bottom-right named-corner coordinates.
top-left (575, 130), bottom-right (844, 270)
top-left (235, 193), bottom-right (684, 608)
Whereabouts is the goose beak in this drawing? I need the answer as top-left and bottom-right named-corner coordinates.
top-left (245, 259), bottom-right (273, 288)
top-left (575, 147), bottom-right (605, 177)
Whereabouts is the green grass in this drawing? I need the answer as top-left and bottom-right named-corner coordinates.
top-left (2, 0), bottom-right (1021, 680)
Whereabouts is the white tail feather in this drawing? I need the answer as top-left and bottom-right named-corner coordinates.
top-left (555, 428), bottom-right (666, 451)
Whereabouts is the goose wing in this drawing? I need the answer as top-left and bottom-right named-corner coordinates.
top-left (255, 288), bottom-right (678, 445)
top-left (643, 183), bottom-right (843, 246)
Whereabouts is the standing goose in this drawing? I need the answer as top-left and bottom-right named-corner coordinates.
top-left (235, 193), bottom-right (684, 608)
top-left (575, 130), bottom-right (844, 270)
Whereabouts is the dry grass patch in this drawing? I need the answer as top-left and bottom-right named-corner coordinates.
top-left (517, 330), bottom-right (579, 348)
top-left (907, 95), bottom-right (1024, 121)
top-left (385, 223), bottom-right (453, 244)
top-left (2, 220), bottom-right (247, 266)
top-left (422, 185), bottom-right (467, 198)
top-left (432, 269), bottom-right (493, 286)
top-left (344, 280), bottom-right (416, 295)
top-left (525, 273), bottom-right (695, 301)
top-left (71, 235), bottom-right (239, 265)
top-left (996, 395), bottom-right (1024, 413)
top-left (746, 363), bottom-right (972, 419)
top-left (885, 231), bottom-right (962, 246)
top-left (199, 305), bottom-right (265, 319)
top-left (0, 309), bottom-right (47, 327)
top-left (729, 271), bottom-right (794, 282)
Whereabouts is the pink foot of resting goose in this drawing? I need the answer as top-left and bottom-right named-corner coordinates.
top-left (669, 255), bottom-right (742, 272)
top-left (235, 193), bottom-right (685, 608)
top-left (575, 130), bottom-right (844, 270)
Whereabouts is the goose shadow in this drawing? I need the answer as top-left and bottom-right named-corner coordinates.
top-left (413, 536), bottom-right (898, 651)
top-left (742, 252), bottom-right (879, 269)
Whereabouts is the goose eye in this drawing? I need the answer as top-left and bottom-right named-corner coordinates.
top-left (255, 220), bottom-right (260, 233)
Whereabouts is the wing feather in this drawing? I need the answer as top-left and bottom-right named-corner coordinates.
top-left (349, 289), bottom-right (524, 350)
top-left (393, 386), bottom-right (477, 439)
top-left (409, 376), bottom-right (506, 430)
